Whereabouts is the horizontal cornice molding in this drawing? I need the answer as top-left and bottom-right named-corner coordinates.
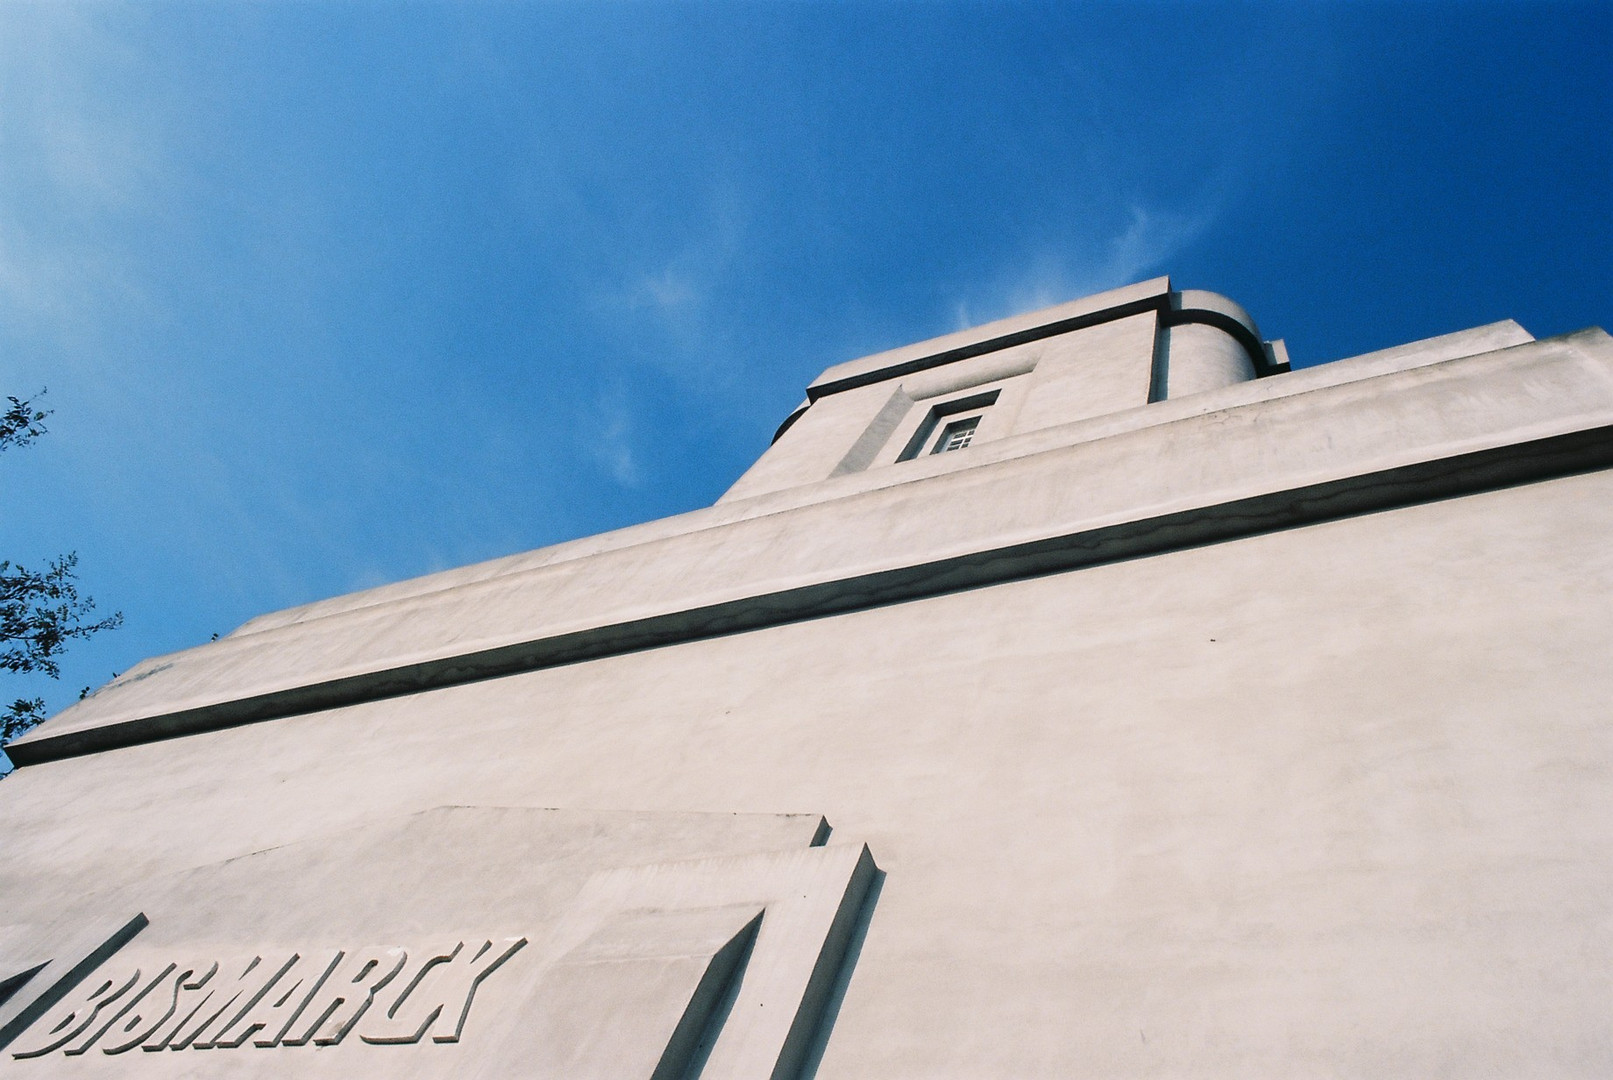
top-left (802, 279), bottom-right (1280, 405)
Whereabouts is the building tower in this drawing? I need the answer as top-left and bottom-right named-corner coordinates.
top-left (3, 278), bottom-right (1611, 1077)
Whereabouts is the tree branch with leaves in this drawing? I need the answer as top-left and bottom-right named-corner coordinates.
top-left (1, 391), bottom-right (122, 747)
top-left (3, 395), bottom-right (51, 452)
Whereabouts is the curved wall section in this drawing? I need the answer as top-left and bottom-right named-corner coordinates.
top-left (1162, 322), bottom-right (1258, 399)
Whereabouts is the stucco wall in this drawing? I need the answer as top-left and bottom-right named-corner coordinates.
top-left (3, 467), bottom-right (1609, 1077)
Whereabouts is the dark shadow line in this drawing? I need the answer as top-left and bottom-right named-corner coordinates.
top-left (791, 869), bottom-right (885, 1080)
top-left (676, 915), bottom-right (761, 1080)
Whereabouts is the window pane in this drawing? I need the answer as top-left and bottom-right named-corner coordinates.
top-left (931, 416), bottom-right (980, 454)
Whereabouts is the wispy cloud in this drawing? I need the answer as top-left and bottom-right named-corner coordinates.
top-left (586, 386), bottom-right (641, 489)
top-left (0, 8), bottom-right (166, 350)
top-left (593, 180), bottom-right (749, 379)
top-left (979, 195), bottom-right (1224, 326)
top-left (631, 267), bottom-right (702, 320)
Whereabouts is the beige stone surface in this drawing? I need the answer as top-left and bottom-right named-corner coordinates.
top-left (0, 808), bottom-right (871, 1078)
top-left (1007, 311), bottom-right (1158, 433)
top-left (1159, 322), bottom-right (1254, 397)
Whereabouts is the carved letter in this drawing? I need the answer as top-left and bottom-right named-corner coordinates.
top-left (0, 913), bottom-right (147, 1053)
top-left (360, 938), bottom-right (525, 1045)
top-left (280, 947), bottom-right (408, 1046)
top-left (101, 961), bottom-right (216, 1055)
top-left (61, 964), bottom-right (178, 1056)
top-left (139, 961), bottom-right (221, 1051)
top-left (173, 954), bottom-right (297, 1050)
top-left (209, 949), bottom-right (344, 1048)
top-left (11, 967), bottom-right (145, 1059)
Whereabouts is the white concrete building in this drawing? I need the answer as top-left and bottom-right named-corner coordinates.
top-left (3, 277), bottom-right (1610, 1077)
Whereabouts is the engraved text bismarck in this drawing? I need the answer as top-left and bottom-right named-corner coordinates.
top-left (12, 938), bottom-right (525, 1059)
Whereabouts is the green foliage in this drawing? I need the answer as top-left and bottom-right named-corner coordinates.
top-left (1, 391), bottom-right (121, 749)
top-left (1, 554), bottom-right (124, 679)
top-left (1, 392), bottom-right (50, 451)
top-left (2, 698), bottom-right (46, 745)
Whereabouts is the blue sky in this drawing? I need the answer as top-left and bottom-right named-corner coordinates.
top-left (1, 1), bottom-right (1609, 742)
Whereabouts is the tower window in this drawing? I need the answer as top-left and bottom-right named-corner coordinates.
top-left (931, 416), bottom-right (980, 454)
top-left (896, 388), bottom-right (1000, 462)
